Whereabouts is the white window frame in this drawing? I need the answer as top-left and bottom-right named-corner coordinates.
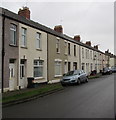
top-left (21, 27), bottom-right (27, 47)
top-left (64, 62), bottom-right (67, 73)
top-left (82, 48), bottom-right (84, 58)
top-left (10, 24), bottom-right (17, 45)
top-left (64, 41), bottom-right (67, 55)
top-left (82, 63), bottom-right (85, 71)
top-left (54, 61), bottom-right (62, 77)
top-left (56, 39), bottom-right (60, 53)
top-left (86, 49), bottom-right (88, 59)
top-left (74, 45), bottom-right (76, 56)
top-left (36, 32), bottom-right (41, 49)
top-left (34, 60), bottom-right (44, 78)
top-left (68, 43), bottom-right (70, 55)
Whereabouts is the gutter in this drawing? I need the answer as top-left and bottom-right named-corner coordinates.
top-left (2, 12), bottom-right (5, 93)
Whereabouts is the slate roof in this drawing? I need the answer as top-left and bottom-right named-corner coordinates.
top-left (1, 7), bottom-right (107, 55)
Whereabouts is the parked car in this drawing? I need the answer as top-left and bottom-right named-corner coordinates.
top-left (111, 66), bottom-right (116, 73)
top-left (60, 70), bottom-right (88, 86)
top-left (102, 67), bottom-right (112, 75)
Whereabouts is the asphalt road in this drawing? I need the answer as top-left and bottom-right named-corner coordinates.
top-left (3, 74), bottom-right (115, 118)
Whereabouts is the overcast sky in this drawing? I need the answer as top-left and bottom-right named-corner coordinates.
top-left (0, 0), bottom-right (115, 54)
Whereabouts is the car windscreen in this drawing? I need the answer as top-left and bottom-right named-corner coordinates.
top-left (64, 70), bottom-right (80, 76)
top-left (64, 71), bottom-right (74, 76)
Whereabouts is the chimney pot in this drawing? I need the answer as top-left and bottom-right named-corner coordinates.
top-left (94, 45), bottom-right (98, 50)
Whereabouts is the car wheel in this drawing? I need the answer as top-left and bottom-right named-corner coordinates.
top-left (61, 83), bottom-right (66, 86)
top-left (77, 79), bottom-right (81, 85)
top-left (86, 77), bottom-right (88, 82)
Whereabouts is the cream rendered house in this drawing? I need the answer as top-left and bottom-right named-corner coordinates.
top-left (67, 41), bottom-right (79, 71)
top-left (19, 23), bottom-right (47, 89)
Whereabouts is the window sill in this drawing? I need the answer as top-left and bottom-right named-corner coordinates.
top-left (57, 52), bottom-right (60, 54)
top-left (9, 44), bottom-right (18, 47)
top-left (34, 77), bottom-right (44, 80)
top-left (54, 75), bottom-right (62, 78)
top-left (36, 48), bottom-right (42, 51)
top-left (21, 46), bottom-right (28, 49)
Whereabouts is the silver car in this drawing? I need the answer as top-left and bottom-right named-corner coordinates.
top-left (60, 70), bottom-right (88, 86)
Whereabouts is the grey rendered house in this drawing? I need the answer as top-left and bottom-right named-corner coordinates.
top-left (1, 7), bottom-right (48, 92)
top-left (2, 8), bottom-right (19, 92)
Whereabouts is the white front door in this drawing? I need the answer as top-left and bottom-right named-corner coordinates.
top-left (20, 61), bottom-right (26, 88)
top-left (9, 63), bottom-right (15, 91)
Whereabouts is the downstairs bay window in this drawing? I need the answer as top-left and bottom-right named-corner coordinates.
top-left (34, 60), bottom-right (44, 78)
top-left (55, 61), bottom-right (62, 76)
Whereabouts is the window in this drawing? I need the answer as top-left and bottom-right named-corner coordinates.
top-left (74, 45), bottom-right (76, 56)
top-left (21, 27), bottom-right (27, 47)
top-left (68, 62), bottom-right (71, 71)
top-left (56, 39), bottom-right (60, 53)
top-left (90, 51), bottom-right (92, 59)
top-left (64, 41), bottom-right (67, 54)
top-left (10, 24), bottom-right (17, 45)
top-left (36, 32), bottom-right (41, 49)
top-left (64, 62), bottom-right (67, 73)
top-left (82, 48), bottom-right (84, 58)
top-left (82, 63), bottom-right (85, 71)
top-left (73, 62), bottom-right (77, 70)
top-left (55, 61), bottom-right (61, 76)
top-left (88, 50), bottom-right (89, 59)
top-left (34, 60), bottom-right (43, 77)
top-left (68, 43), bottom-right (70, 55)
top-left (86, 49), bottom-right (88, 59)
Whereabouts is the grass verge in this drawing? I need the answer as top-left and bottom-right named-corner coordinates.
top-left (2, 83), bottom-right (63, 104)
top-left (88, 74), bottom-right (102, 79)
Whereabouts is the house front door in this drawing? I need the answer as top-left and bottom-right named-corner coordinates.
top-left (9, 63), bottom-right (15, 91)
top-left (20, 60), bottom-right (26, 88)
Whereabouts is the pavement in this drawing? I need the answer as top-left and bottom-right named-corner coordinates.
top-left (2, 73), bottom-right (115, 118)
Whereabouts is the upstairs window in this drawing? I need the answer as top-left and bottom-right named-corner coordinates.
top-left (74, 45), bottom-right (76, 56)
top-left (82, 48), bottom-right (84, 58)
top-left (64, 41), bottom-right (67, 54)
top-left (56, 39), bottom-right (60, 53)
top-left (68, 43), bottom-right (70, 55)
top-left (36, 32), bottom-right (41, 49)
top-left (86, 49), bottom-right (88, 59)
top-left (10, 24), bottom-right (17, 45)
top-left (21, 27), bottom-right (27, 47)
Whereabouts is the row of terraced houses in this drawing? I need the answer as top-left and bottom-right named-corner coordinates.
top-left (0, 7), bottom-right (116, 92)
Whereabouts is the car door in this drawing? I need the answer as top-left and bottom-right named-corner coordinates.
top-left (79, 70), bottom-right (83, 82)
top-left (82, 71), bottom-right (86, 81)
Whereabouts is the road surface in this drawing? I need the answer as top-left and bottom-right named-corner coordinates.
top-left (3, 74), bottom-right (115, 118)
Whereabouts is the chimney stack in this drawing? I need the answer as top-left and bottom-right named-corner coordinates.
top-left (54, 25), bottom-right (63, 33)
top-left (94, 45), bottom-right (98, 50)
top-left (86, 41), bottom-right (91, 46)
top-left (18, 7), bottom-right (30, 19)
top-left (74, 35), bottom-right (81, 42)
